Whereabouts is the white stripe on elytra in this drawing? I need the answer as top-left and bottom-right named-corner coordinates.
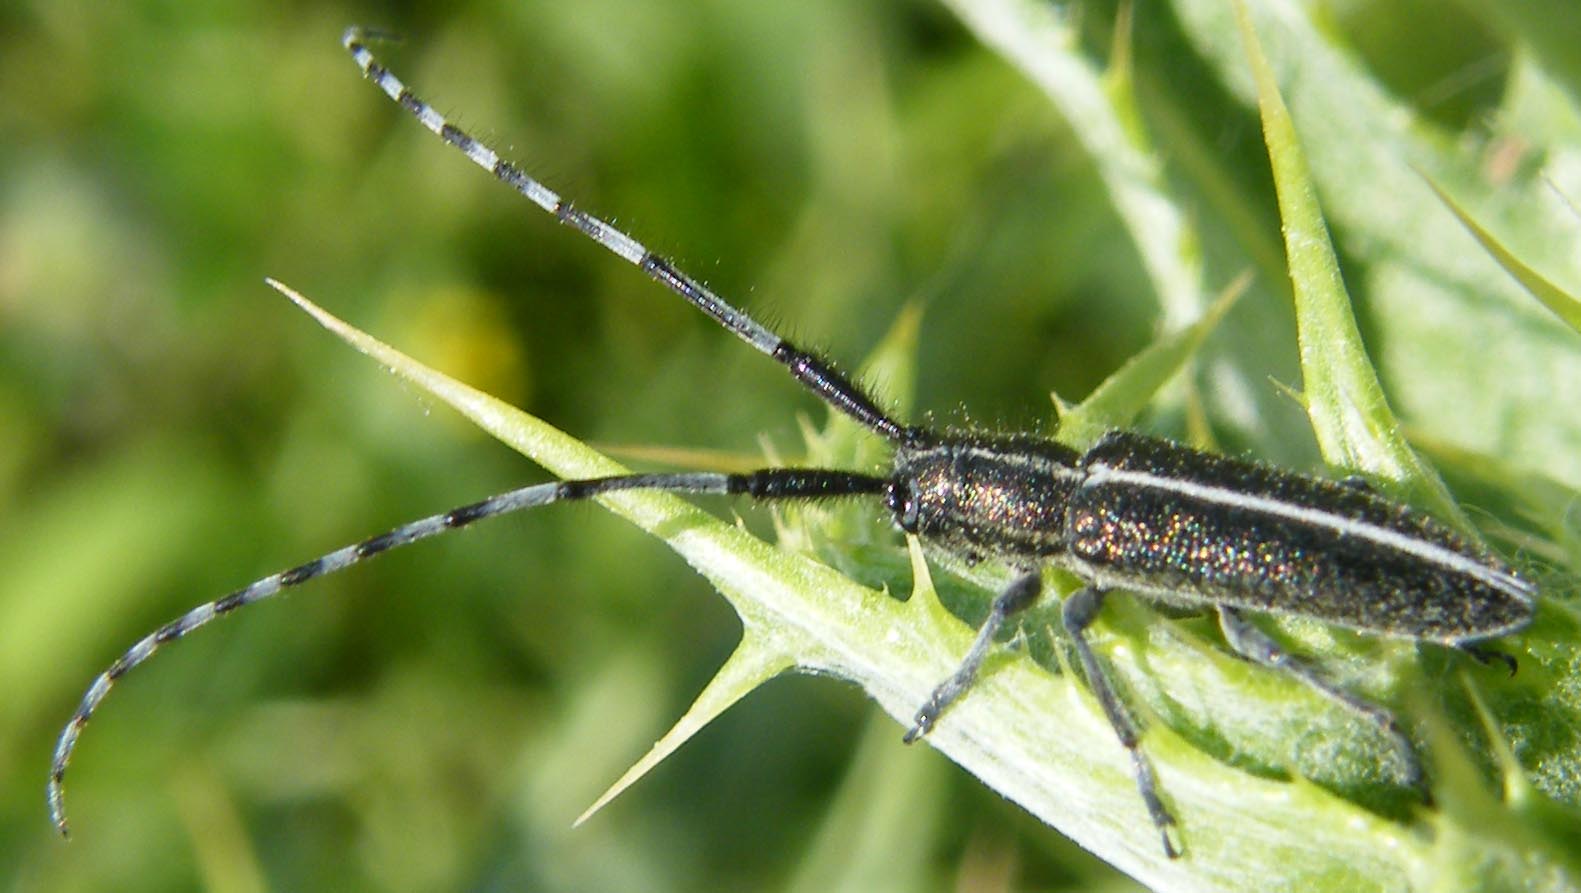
top-left (1085, 465), bottom-right (1534, 602)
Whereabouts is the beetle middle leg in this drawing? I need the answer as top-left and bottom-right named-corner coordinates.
top-left (1216, 605), bottom-right (1422, 788)
top-left (1064, 586), bottom-right (1180, 858)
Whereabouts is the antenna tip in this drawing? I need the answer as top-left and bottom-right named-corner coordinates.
top-left (48, 791), bottom-right (71, 840)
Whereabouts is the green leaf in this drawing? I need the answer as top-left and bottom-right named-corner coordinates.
top-left (1424, 174), bottom-right (1581, 335)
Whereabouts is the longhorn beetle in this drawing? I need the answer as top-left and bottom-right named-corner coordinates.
top-left (50, 28), bottom-right (1537, 858)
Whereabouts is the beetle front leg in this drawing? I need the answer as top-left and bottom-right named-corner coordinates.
top-left (905, 570), bottom-right (1042, 742)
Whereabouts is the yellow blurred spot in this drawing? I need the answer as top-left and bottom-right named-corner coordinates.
top-left (388, 284), bottom-right (530, 421)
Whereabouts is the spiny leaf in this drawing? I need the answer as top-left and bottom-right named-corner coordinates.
top-left (1232, 2), bottom-right (1468, 527)
top-left (269, 277), bottom-right (1452, 891)
top-left (1170, 0), bottom-right (1581, 491)
top-left (575, 636), bottom-right (794, 826)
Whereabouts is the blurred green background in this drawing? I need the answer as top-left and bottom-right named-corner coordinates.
top-left (3, 0), bottom-right (1578, 890)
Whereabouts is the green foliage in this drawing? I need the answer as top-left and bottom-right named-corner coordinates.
top-left (3, 0), bottom-right (1579, 890)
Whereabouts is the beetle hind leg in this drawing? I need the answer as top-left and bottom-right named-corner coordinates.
top-left (1457, 642), bottom-right (1519, 676)
top-left (1216, 606), bottom-right (1422, 789)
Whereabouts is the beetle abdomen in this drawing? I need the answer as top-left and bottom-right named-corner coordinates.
top-left (1065, 432), bottom-right (1535, 642)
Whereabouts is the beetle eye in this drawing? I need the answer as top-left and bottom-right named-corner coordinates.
top-left (887, 480), bottom-right (920, 532)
